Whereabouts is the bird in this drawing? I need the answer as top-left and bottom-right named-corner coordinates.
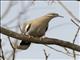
top-left (17, 13), bottom-right (63, 50)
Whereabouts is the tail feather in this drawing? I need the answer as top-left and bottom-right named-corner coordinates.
top-left (17, 41), bottom-right (31, 50)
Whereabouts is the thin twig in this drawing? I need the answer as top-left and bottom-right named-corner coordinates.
top-left (43, 49), bottom-right (50, 60)
top-left (3, 1), bottom-right (33, 26)
top-left (73, 27), bottom-right (80, 60)
top-left (8, 37), bottom-right (16, 60)
top-left (71, 19), bottom-right (80, 60)
top-left (57, 1), bottom-right (80, 23)
top-left (45, 44), bottom-right (80, 56)
top-left (0, 39), bottom-right (5, 60)
top-left (71, 19), bottom-right (80, 28)
top-left (73, 27), bottom-right (80, 44)
top-left (57, 1), bottom-right (80, 59)
top-left (44, 45), bottom-right (73, 57)
top-left (63, 47), bottom-right (71, 55)
top-left (71, 19), bottom-right (80, 44)
top-left (1, 1), bottom-right (15, 20)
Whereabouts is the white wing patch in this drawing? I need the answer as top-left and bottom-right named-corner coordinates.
top-left (25, 24), bottom-right (30, 32)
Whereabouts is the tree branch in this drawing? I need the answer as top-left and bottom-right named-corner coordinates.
top-left (0, 26), bottom-right (80, 52)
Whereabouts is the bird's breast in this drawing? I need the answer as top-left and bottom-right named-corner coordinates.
top-left (28, 23), bottom-right (48, 37)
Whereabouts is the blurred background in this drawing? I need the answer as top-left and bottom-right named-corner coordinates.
top-left (1, 1), bottom-right (80, 60)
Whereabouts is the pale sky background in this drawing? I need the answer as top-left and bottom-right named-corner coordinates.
top-left (1, 1), bottom-right (80, 60)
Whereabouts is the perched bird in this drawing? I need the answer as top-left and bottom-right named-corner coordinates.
top-left (17, 13), bottom-right (63, 50)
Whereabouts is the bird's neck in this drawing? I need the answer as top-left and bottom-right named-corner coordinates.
top-left (40, 16), bottom-right (54, 24)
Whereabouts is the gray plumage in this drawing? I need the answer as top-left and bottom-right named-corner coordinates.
top-left (17, 13), bottom-right (63, 50)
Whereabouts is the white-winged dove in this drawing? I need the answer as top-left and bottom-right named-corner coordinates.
top-left (17, 13), bottom-right (63, 50)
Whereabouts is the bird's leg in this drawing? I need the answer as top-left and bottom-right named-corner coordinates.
top-left (27, 35), bottom-right (31, 39)
top-left (39, 37), bottom-right (42, 41)
top-left (39, 36), bottom-right (47, 41)
top-left (26, 34), bottom-right (31, 38)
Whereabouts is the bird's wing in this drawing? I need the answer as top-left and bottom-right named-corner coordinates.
top-left (22, 22), bottom-right (31, 35)
top-left (17, 22), bottom-right (31, 50)
top-left (24, 24), bottom-right (31, 33)
top-left (45, 25), bottom-right (48, 32)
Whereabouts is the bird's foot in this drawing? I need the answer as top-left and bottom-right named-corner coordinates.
top-left (39, 36), bottom-right (47, 41)
top-left (42, 36), bottom-right (47, 38)
top-left (25, 35), bottom-right (31, 39)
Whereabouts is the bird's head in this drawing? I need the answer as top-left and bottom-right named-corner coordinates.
top-left (46, 13), bottom-right (63, 18)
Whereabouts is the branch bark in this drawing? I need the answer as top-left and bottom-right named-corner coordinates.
top-left (0, 26), bottom-right (80, 52)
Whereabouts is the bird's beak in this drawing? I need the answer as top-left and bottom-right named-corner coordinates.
top-left (58, 15), bottom-right (64, 18)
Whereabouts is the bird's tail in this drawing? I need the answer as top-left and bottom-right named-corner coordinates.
top-left (17, 41), bottom-right (31, 50)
